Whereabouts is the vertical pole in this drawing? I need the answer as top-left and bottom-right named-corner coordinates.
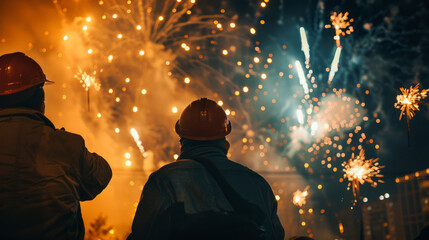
top-left (356, 187), bottom-right (364, 240)
top-left (406, 116), bottom-right (410, 147)
top-left (87, 88), bottom-right (90, 112)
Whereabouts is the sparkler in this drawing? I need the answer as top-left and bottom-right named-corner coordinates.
top-left (325, 12), bottom-right (354, 47)
top-left (394, 83), bottom-right (429, 145)
top-left (292, 186), bottom-right (309, 207)
top-left (75, 69), bottom-right (100, 111)
top-left (342, 149), bottom-right (384, 199)
top-left (394, 83), bottom-right (429, 135)
top-left (343, 149), bottom-right (382, 240)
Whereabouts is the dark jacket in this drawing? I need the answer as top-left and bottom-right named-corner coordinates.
top-left (128, 138), bottom-right (285, 240)
top-left (0, 108), bottom-right (112, 240)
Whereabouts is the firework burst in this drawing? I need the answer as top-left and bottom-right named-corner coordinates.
top-left (342, 149), bottom-right (384, 199)
top-left (325, 12), bottom-right (354, 47)
top-left (56, 0), bottom-right (242, 163)
top-left (394, 83), bottom-right (429, 123)
top-left (75, 69), bottom-right (100, 91)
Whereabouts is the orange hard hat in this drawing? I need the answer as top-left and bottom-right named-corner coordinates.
top-left (175, 98), bottom-right (232, 140)
top-left (0, 52), bottom-right (51, 95)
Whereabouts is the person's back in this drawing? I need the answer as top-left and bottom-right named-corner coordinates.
top-left (0, 52), bottom-right (112, 239)
top-left (128, 98), bottom-right (284, 240)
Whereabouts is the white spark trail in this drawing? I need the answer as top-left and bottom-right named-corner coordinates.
top-left (328, 47), bottom-right (342, 82)
top-left (300, 27), bottom-right (310, 64)
top-left (311, 122), bottom-right (318, 136)
top-left (295, 60), bottom-right (309, 94)
top-left (130, 128), bottom-right (146, 157)
top-left (296, 109), bottom-right (305, 125)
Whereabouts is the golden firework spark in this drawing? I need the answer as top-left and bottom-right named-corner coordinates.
top-left (325, 12), bottom-right (354, 47)
top-left (75, 69), bottom-right (100, 91)
top-left (292, 186), bottom-right (309, 207)
top-left (342, 149), bottom-right (383, 198)
top-left (75, 68), bottom-right (100, 111)
top-left (394, 83), bottom-right (428, 122)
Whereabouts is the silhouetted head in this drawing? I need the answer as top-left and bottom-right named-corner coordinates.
top-left (175, 98), bottom-right (231, 141)
top-left (0, 52), bottom-right (52, 112)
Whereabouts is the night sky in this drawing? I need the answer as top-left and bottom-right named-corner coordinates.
top-left (229, 0), bottom-right (429, 190)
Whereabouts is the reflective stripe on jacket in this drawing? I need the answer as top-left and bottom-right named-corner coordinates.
top-left (0, 108), bottom-right (112, 240)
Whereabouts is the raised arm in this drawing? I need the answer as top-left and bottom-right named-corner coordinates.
top-left (77, 145), bottom-right (112, 201)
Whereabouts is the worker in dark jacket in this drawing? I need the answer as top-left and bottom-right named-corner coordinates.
top-left (128, 98), bottom-right (284, 240)
top-left (0, 52), bottom-right (112, 240)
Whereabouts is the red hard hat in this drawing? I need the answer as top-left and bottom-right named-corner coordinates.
top-left (0, 52), bottom-right (50, 95)
top-left (175, 98), bottom-right (232, 140)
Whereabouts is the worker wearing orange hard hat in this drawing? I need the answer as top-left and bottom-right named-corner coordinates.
top-left (0, 52), bottom-right (112, 240)
top-left (128, 98), bottom-right (284, 240)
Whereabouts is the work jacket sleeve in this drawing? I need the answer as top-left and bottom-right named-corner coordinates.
top-left (127, 173), bottom-right (171, 240)
top-left (262, 180), bottom-right (285, 240)
top-left (270, 195), bottom-right (285, 240)
top-left (78, 145), bottom-right (112, 201)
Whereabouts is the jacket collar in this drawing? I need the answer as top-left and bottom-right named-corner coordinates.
top-left (0, 108), bottom-right (55, 129)
top-left (178, 137), bottom-right (230, 161)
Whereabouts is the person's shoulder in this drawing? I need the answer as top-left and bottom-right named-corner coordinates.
top-left (227, 160), bottom-right (272, 187)
top-left (53, 128), bottom-right (84, 142)
top-left (35, 112), bottom-right (84, 145)
top-left (48, 128), bottom-right (86, 150)
top-left (150, 159), bottom-right (200, 179)
top-left (228, 159), bottom-right (265, 177)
